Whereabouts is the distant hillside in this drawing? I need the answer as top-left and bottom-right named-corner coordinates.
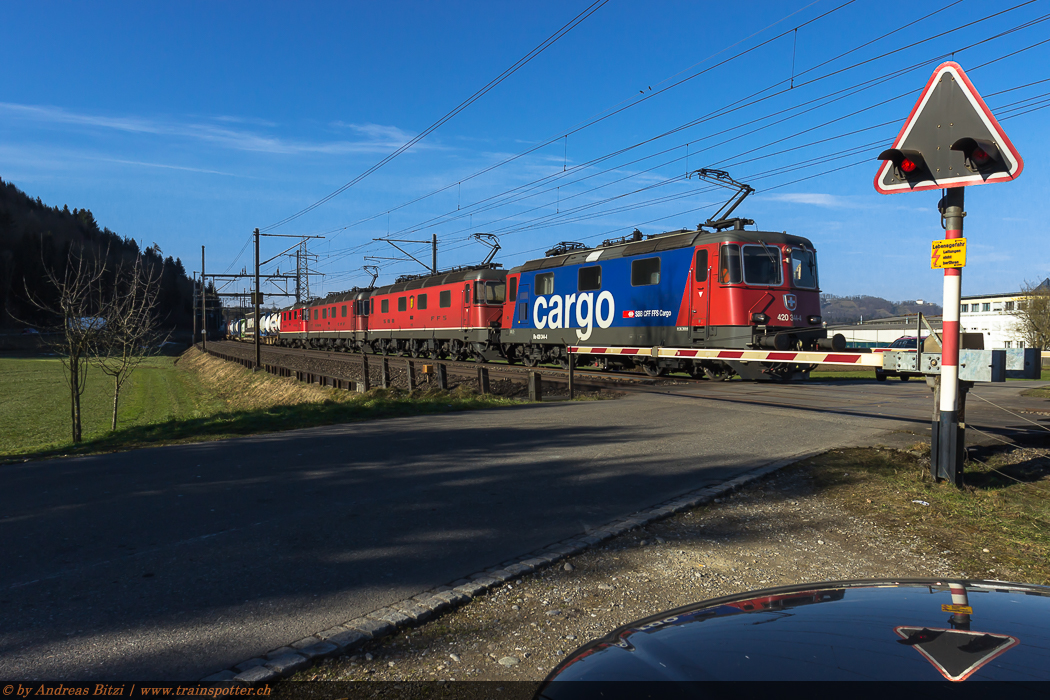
top-left (0, 177), bottom-right (214, 332)
top-left (821, 293), bottom-right (942, 324)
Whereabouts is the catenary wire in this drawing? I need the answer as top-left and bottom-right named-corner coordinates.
top-left (258, 0), bottom-right (610, 233)
top-left (315, 0), bottom-right (1036, 247)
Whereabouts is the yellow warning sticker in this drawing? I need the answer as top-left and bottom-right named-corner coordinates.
top-left (941, 604), bottom-right (973, 614)
top-left (931, 238), bottom-right (967, 269)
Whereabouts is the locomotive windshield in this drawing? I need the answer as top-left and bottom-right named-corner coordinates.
top-left (479, 281), bottom-right (506, 305)
top-left (790, 248), bottom-right (818, 289)
top-left (719, 244), bottom-right (784, 286)
top-left (741, 245), bottom-right (782, 286)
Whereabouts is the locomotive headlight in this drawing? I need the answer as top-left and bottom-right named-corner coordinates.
top-left (751, 312), bottom-right (769, 325)
top-left (807, 315), bottom-right (821, 325)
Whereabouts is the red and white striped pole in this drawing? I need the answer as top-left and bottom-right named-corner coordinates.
top-left (948, 582), bottom-right (971, 630)
top-left (936, 187), bottom-right (965, 484)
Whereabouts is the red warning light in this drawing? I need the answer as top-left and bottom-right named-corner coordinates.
top-left (972, 148), bottom-right (989, 163)
top-left (877, 148), bottom-right (926, 182)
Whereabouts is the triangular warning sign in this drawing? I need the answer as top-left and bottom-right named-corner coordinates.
top-left (875, 61), bottom-right (1024, 194)
top-left (894, 626), bottom-right (1019, 681)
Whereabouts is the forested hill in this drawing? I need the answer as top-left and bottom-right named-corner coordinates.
top-left (821, 293), bottom-right (942, 324)
top-left (0, 177), bottom-right (202, 331)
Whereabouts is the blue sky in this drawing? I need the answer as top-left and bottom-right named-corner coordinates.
top-left (2, 0), bottom-right (1048, 304)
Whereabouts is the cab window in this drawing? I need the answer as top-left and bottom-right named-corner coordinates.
top-left (790, 248), bottom-right (817, 289)
top-left (719, 245), bottom-right (742, 284)
top-left (508, 277), bottom-right (518, 301)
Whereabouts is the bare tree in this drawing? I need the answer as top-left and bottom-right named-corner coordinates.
top-left (23, 245), bottom-right (108, 443)
top-left (1014, 280), bottom-right (1050, 350)
top-left (91, 254), bottom-right (169, 431)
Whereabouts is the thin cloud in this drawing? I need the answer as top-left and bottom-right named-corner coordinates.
top-left (97, 158), bottom-right (250, 178)
top-left (0, 102), bottom-right (432, 156)
top-left (0, 143), bottom-right (250, 178)
top-left (766, 192), bottom-right (853, 208)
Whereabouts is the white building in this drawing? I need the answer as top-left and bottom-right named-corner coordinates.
top-left (960, 278), bottom-right (1048, 350)
top-left (828, 316), bottom-right (941, 349)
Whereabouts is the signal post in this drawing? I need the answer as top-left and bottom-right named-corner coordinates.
top-left (935, 187), bottom-right (965, 485)
top-left (875, 61), bottom-right (1024, 485)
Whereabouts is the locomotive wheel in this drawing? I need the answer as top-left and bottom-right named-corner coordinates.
top-left (899, 374), bottom-right (910, 382)
top-left (410, 344), bottom-right (422, 358)
top-left (522, 355), bottom-right (537, 367)
top-left (642, 362), bottom-right (666, 377)
top-left (703, 366), bottom-right (731, 381)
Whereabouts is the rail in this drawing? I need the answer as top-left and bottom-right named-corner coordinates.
top-left (200, 344), bottom-right (629, 400)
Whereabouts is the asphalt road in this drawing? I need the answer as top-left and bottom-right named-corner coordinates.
top-left (2, 379), bottom-right (1046, 680)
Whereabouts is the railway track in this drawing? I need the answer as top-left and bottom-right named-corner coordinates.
top-left (203, 340), bottom-right (692, 397)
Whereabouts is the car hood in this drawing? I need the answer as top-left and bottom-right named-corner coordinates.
top-left (538, 578), bottom-right (1050, 691)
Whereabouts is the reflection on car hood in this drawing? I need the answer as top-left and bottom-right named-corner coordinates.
top-left (539, 578), bottom-right (1050, 691)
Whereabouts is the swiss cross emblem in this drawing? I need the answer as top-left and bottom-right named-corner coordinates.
top-left (784, 294), bottom-right (797, 311)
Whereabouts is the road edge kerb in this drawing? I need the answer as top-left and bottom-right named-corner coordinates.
top-left (205, 450), bottom-right (823, 683)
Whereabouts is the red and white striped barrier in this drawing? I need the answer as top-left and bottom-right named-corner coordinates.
top-left (567, 345), bottom-right (886, 367)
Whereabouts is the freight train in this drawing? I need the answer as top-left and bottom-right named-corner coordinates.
top-left (229, 221), bottom-right (844, 381)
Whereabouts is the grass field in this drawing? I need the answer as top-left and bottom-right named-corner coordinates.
top-left (0, 350), bottom-right (518, 462)
top-left (794, 446), bottom-right (1050, 585)
top-left (0, 355), bottom-right (210, 459)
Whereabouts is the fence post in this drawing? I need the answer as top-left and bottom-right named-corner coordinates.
top-left (568, 353), bottom-right (575, 400)
top-left (361, 354), bottom-right (371, 392)
top-left (477, 366), bottom-right (490, 394)
top-left (529, 371), bottom-right (542, 402)
top-left (407, 360), bottom-right (416, 390)
top-left (437, 363), bottom-right (448, 390)
top-left (381, 358), bottom-right (390, 389)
